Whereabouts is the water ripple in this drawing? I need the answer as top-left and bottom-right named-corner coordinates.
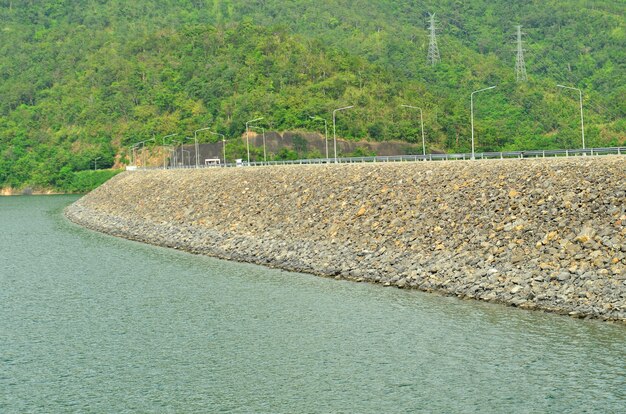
top-left (0, 196), bottom-right (624, 413)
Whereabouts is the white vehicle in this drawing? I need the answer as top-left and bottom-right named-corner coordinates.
top-left (204, 158), bottom-right (221, 167)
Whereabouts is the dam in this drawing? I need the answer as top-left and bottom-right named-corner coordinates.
top-left (65, 156), bottom-right (626, 321)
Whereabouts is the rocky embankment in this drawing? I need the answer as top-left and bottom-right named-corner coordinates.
top-left (65, 157), bottom-right (626, 321)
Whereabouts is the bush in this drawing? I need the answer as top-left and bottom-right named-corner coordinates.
top-left (58, 169), bottom-right (123, 193)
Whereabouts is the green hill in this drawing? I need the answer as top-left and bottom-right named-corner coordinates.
top-left (1, 0), bottom-right (624, 190)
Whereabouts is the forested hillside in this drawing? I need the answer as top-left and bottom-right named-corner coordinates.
top-left (0, 0), bottom-right (624, 190)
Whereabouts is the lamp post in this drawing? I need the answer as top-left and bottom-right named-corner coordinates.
top-left (246, 117), bottom-right (264, 165)
top-left (194, 127), bottom-right (211, 168)
top-left (209, 131), bottom-right (226, 165)
top-left (332, 106), bottom-right (354, 163)
top-left (185, 137), bottom-right (197, 167)
top-left (181, 149), bottom-right (191, 167)
top-left (142, 137), bottom-right (156, 168)
top-left (557, 84), bottom-right (585, 150)
top-left (93, 157), bottom-right (101, 170)
top-left (250, 125), bottom-right (267, 163)
top-left (400, 105), bottom-right (426, 156)
top-left (172, 139), bottom-right (183, 167)
top-left (176, 140), bottom-right (186, 167)
top-left (470, 86), bottom-right (497, 160)
top-left (161, 133), bottom-right (178, 169)
top-left (162, 146), bottom-right (173, 169)
top-left (129, 143), bottom-right (139, 166)
top-left (167, 147), bottom-right (175, 168)
top-left (134, 142), bottom-right (142, 167)
top-left (310, 116), bottom-right (329, 160)
top-left (130, 142), bottom-right (143, 167)
top-left (133, 138), bottom-right (154, 168)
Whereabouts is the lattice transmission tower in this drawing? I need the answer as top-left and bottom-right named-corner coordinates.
top-left (427, 13), bottom-right (441, 66)
top-left (515, 25), bottom-right (528, 82)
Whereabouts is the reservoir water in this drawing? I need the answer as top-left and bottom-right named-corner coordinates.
top-left (1, 196), bottom-right (625, 413)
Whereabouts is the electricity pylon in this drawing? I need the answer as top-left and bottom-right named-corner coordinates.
top-left (427, 13), bottom-right (441, 66)
top-left (515, 25), bottom-right (528, 82)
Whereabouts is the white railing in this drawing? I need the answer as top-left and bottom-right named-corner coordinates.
top-left (130, 146), bottom-right (625, 170)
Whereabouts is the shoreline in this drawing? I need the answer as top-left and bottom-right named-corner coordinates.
top-left (1, 188), bottom-right (67, 196)
top-left (65, 158), bottom-right (625, 322)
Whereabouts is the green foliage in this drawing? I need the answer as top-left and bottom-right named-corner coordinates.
top-left (292, 134), bottom-right (308, 154)
top-left (55, 169), bottom-right (123, 194)
top-left (0, 1), bottom-right (624, 190)
top-left (273, 148), bottom-right (299, 161)
top-left (348, 147), bottom-right (377, 158)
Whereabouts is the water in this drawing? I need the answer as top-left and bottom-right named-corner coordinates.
top-left (1, 196), bottom-right (624, 413)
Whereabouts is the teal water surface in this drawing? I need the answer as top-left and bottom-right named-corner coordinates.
top-left (1, 196), bottom-right (625, 413)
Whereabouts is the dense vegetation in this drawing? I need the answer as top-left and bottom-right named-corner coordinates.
top-left (55, 169), bottom-right (123, 193)
top-left (1, 0), bottom-right (624, 190)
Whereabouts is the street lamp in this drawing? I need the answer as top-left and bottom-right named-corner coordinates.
top-left (134, 142), bottom-right (142, 167)
top-left (167, 147), bottom-right (175, 168)
top-left (93, 157), bottom-right (101, 170)
top-left (132, 138), bottom-right (155, 168)
top-left (400, 105), bottom-right (426, 156)
top-left (246, 117), bottom-right (264, 165)
top-left (172, 139), bottom-right (183, 167)
top-left (161, 133), bottom-right (178, 169)
top-left (194, 127), bottom-right (211, 168)
top-left (181, 149), bottom-right (191, 167)
top-left (129, 143), bottom-right (139, 166)
top-left (557, 84), bottom-right (586, 150)
top-left (250, 125), bottom-right (267, 163)
top-left (162, 146), bottom-right (173, 169)
top-left (176, 140), bottom-right (186, 167)
top-left (142, 137), bottom-right (156, 168)
top-left (332, 106), bottom-right (354, 163)
top-left (185, 137), bottom-right (196, 166)
top-left (310, 116), bottom-right (329, 160)
top-left (209, 131), bottom-right (226, 165)
top-left (470, 86), bottom-right (497, 160)
top-left (130, 142), bottom-right (144, 166)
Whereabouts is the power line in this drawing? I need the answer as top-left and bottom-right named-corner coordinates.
top-left (515, 25), bottom-right (528, 82)
top-left (427, 13), bottom-right (441, 66)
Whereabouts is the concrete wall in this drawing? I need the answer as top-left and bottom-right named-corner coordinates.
top-left (66, 157), bottom-right (626, 321)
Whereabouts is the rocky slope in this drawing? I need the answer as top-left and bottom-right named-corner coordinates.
top-left (65, 157), bottom-right (626, 321)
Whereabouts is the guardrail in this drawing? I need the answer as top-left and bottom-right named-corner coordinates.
top-left (131, 146), bottom-right (625, 170)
